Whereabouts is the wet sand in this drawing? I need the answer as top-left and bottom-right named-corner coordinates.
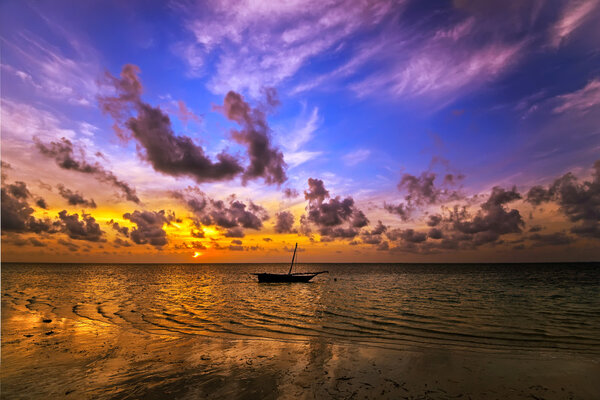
top-left (2, 315), bottom-right (598, 399)
top-left (2, 263), bottom-right (599, 399)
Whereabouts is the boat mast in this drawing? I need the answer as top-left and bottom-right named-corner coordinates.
top-left (288, 243), bottom-right (298, 274)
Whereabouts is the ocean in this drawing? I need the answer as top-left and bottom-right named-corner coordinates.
top-left (2, 262), bottom-right (599, 399)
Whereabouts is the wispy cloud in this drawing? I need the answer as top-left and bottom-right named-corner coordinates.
top-left (551, 0), bottom-right (599, 47)
top-left (283, 106), bottom-right (320, 152)
top-left (2, 29), bottom-right (99, 106)
top-left (348, 24), bottom-right (524, 107)
top-left (553, 79), bottom-right (600, 114)
top-left (343, 149), bottom-right (371, 166)
top-left (279, 105), bottom-right (323, 168)
top-left (174, 0), bottom-right (397, 96)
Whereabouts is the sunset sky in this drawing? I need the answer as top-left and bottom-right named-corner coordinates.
top-left (1, 0), bottom-right (599, 263)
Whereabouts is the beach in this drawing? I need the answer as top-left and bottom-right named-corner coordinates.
top-left (2, 263), bottom-right (599, 399)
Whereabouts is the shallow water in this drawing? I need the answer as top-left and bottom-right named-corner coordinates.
top-left (3, 262), bottom-right (600, 354)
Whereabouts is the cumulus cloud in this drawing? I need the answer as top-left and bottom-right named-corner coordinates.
top-left (123, 210), bottom-right (170, 247)
top-left (35, 137), bottom-right (140, 203)
top-left (57, 184), bottom-right (97, 208)
top-left (526, 160), bottom-right (600, 238)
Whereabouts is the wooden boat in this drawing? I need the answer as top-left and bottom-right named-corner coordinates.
top-left (253, 243), bottom-right (328, 283)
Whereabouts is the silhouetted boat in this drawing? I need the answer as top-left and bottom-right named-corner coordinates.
top-left (253, 243), bottom-right (328, 283)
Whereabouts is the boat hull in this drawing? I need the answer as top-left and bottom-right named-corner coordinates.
top-left (254, 273), bottom-right (319, 283)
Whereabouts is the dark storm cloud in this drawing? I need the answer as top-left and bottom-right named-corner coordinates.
top-left (101, 65), bottom-right (287, 185)
top-left (58, 238), bottom-right (79, 252)
top-left (377, 241), bottom-right (389, 251)
top-left (100, 65), bottom-right (243, 183)
top-left (303, 178), bottom-right (369, 240)
top-left (428, 228), bottom-right (444, 239)
top-left (385, 170), bottom-right (464, 220)
top-left (114, 237), bottom-right (132, 247)
top-left (109, 220), bottom-right (129, 236)
top-left (123, 210), bottom-right (170, 247)
top-left (189, 241), bottom-right (207, 250)
top-left (11, 237), bottom-right (45, 247)
top-left (210, 199), bottom-right (268, 230)
top-left (191, 227), bottom-right (205, 238)
top-left (304, 178), bottom-right (329, 203)
top-left (352, 210), bottom-right (369, 228)
top-left (427, 214), bottom-right (442, 227)
top-left (371, 221), bottom-right (387, 235)
top-left (526, 160), bottom-right (600, 238)
top-left (57, 185), bottom-right (97, 208)
top-left (529, 232), bottom-right (575, 247)
top-left (6, 181), bottom-right (31, 199)
top-left (275, 211), bottom-right (295, 233)
top-left (35, 198), bottom-right (48, 209)
top-left (360, 221), bottom-right (387, 245)
top-left (35, 137), bottom-right (140, 204)
top-left (308, 197), bottom-right (356, 227)
top-left (171, 187), bottom-right (208, 214)
top-left (224, 227), bottom-right (245, 238)
top-left (1, 180), bottom-right (57, 234)
top-left (173, 188), bottom-right (269, 237)
top-left (383, 202), bottom-right (413, 221)
top-left (58, 210), bottom-right (105, 242)
top-left (449, 187), bottom-right (524, 244)
top-left (380, 186), bottom-right (524, 254)
top-left (128, 102), bottom-right (243, 182)
top-left (319, 227), bottom-right (359, 239)
top-left (30, 237), bottom-right (45, 247)
top-left (386, 228), bottom-right (427, 243)
top-left (283, 188), bottom-right (299, 199)
top-left (217, 91), bottom-right (287, 185)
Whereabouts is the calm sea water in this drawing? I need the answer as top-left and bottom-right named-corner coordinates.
top-left (3, 263), bottom-right (600, 354)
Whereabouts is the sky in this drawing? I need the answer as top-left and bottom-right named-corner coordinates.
top-left (1, 0), bottom-right (599, 263)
